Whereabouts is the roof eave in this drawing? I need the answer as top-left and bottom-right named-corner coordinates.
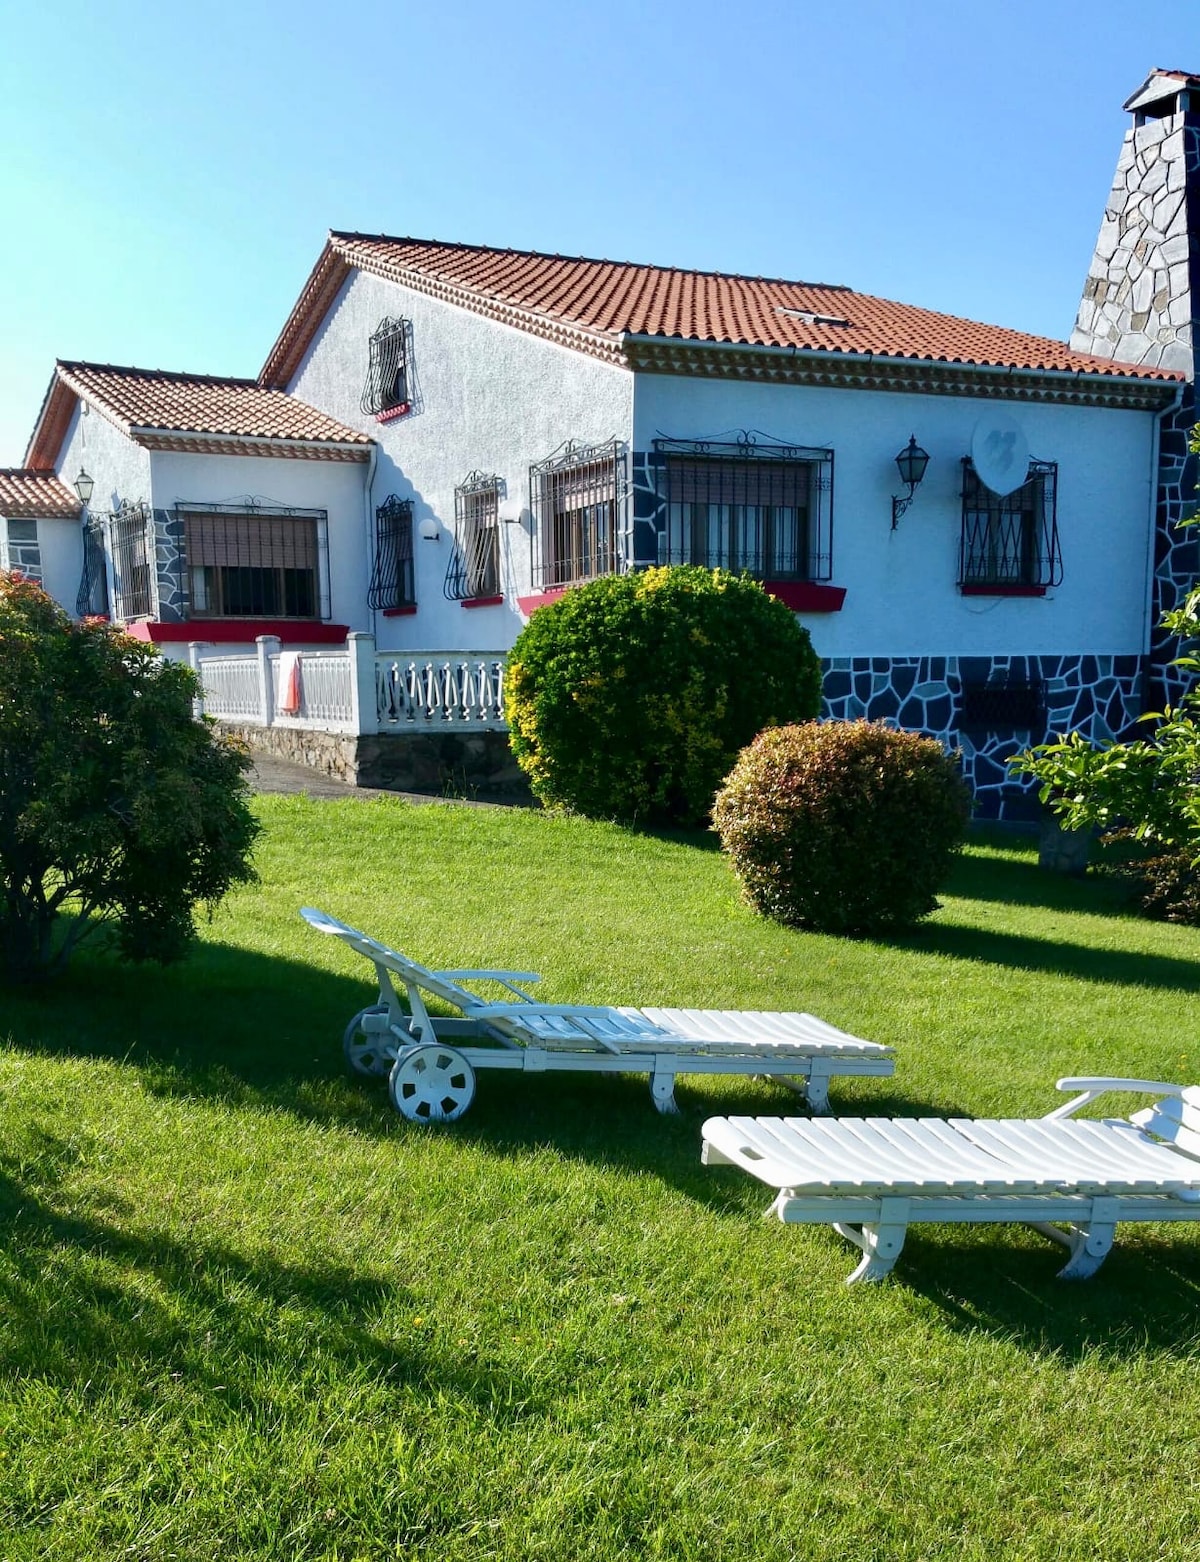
top-left (617, 335), bottom-right (1184, 410)
top-left (129, 427), bottom-right (373, 462)
top-left (259, 241), bottom-right (355, 389)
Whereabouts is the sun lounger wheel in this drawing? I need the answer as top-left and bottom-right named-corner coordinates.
top-left (388, 1044), bottom-right (476, 1123)
top-left (343, 1005), bottom-right (408, 1079)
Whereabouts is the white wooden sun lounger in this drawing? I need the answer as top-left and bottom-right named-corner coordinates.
top-left (701, 1079), bottom-right (1200, 1282)
top-left (302, 907), bottom-right (894, 1121)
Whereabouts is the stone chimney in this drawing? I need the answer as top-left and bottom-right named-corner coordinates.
top-left (1071, 68), bottom-right (1199, 376)
top-left (1073, 69), bottom-right (1199, 709)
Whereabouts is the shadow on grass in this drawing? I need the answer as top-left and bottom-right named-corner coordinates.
top-left (944, 850), bottom-right (1134, 919)
top-left (0, 933), bottom-right (937, 1185)
top-left (903, 1228), bottom-right (1200, 1359)
top-left (0, 1150), bottom-right (539, 1417)
top-left (885, 920), bottom-right (1200, 993)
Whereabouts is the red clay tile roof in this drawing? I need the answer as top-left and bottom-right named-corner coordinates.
top-left (261, 231), bottom-right (1185, 390)
top-left (58, 362), bottom-right (371, 444)
top-left (0, 469), bottom-right (80, 519)
top-left (26, 361), bottom-right (372, 471)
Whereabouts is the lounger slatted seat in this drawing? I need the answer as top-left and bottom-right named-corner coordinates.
top-left (701, 1079), bottom-right (1200, 1282)
top-left (302, 907), bottom-right (894, 1121)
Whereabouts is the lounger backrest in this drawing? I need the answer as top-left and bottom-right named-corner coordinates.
top-left (1132, 1087), bottom-right (1200, 1162)
top-left (300, 907), bottom-right (480, 1010)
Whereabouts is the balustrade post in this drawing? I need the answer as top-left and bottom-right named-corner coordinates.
top-left (256, 635), bottom-right (281, 728)
top-left (347, 632), bottom-right (378, 736)
top-left (188, 641), bottom-right (210, 720)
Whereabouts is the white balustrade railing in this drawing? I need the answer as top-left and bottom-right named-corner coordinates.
top-left (269, 650), bottom-right (355, 730)
top-left (192, 634), bottom-right (507, 735)
top-left (376, 652), bottom-right (506, 728)
top-left (197, 654), bottom-right (260, 720)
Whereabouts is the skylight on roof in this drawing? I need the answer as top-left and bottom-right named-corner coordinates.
top-left (775, 307), bottom-right (851, 328)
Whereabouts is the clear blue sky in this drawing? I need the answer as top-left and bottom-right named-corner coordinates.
top-left (0, 0), bottom-right (1195, 464)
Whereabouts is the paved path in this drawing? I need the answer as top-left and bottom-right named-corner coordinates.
top-left (249, 754), bottom-right (386, 799)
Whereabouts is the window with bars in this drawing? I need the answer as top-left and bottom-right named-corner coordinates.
top-left (959, 459), bottom-right (1061, 590)
top-left (959, 677), bottom-right (1045, 734)
top-left (530, 439), bottom-right (624, 588)
top-left (184, 510), bottom-right (323, 619)
top-left (76, 518), bottom-right (109, 617)
top-left (368, 496), bottom-right (416, 610)
top-left (110, 502), bottom-right (155, 620)
top-left (446, 473), bottom-right (501, 600)
top-left (360, 317), bottom-right (411, 418)
top-left (653, 437), bottom-right (834, 581)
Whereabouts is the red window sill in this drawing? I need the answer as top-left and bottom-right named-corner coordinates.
top-left (130, 619), bottom-right (350, 645)
top-left (382, 604), bottom-right (418, 617)
top-left (959, 584), bottom-right (1048, 598)
top-left (461, 594), bottom-right (504, 609)
top-left (375, 404), bottom-right (411, 424)
top-left (763, 581), bottom-right (847, 612)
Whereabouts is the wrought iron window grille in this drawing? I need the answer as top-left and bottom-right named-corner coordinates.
top-left (446, 473), bottom-right (502, 601)
top-left (959, 458), bottom-right (1061, 589)
top-left (177, 502), bottom-right (330, 620)
top-left (361, 317), bottom-right (412, 418)
top-left (75, 516), bottom-right (110, 617)
top-left (959, 677), bottom-right (1045, 734)
top-left (529, 438), bottom-right (627, 589)
top-left (109, 501), bottom-right (155, 621)
top-left (369, 496), bottom-right (416, 611)
top-left (652, 432), bottom-right (834, 582)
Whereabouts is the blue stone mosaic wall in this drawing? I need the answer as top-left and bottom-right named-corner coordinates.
top-left (821, 653), bottom-right (1145, 821)
top-left (630, 449), bottom-right (663, 567)
top-left (153, 507), bottom-right (187, 623)
top-left (1150, 384), bottom-right (1199, 710)
top-left (2, 519), bottom-right (43, 584)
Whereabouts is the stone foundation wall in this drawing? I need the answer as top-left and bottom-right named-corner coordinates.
top-left (220, 722), bottom-right (532, 803)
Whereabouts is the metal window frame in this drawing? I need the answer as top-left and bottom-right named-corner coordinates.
top-left (529, 438), bottom-right (628, 589)
top-left (360, 317), bottom-right (411, 417)
top-left (76, 516), bottom-right (110, 617)
top-left (959, 458), bottom-right (1061, 589)
top-left (446, 472), bottom-right (502, 600)
top-left (369, 495), bottom-right (416, 610)
top-left (652, 433), bottom-right (835, 581)
top-left (176, 500), bottom-right (331, 621)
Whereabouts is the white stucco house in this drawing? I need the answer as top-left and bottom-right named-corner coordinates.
top-left (3, 66), bottom-right (1197, 817)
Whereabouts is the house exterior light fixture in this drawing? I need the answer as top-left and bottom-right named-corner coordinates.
top-left (418, 516), bottom-right (440, 541)
top-left (73, 468), bottom-right (95, 506)
top-left (891, 436), bottom-right (930, 529)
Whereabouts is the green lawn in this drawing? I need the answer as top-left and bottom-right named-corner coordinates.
top-left (2, 795), bottom-right (1199, 1560)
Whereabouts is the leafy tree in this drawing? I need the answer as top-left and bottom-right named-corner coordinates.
top-left (0, 573), bottom-right (259, 981)
top-left (1013, 425), bottom-right (1200, 867)
top-left (505, 566), bottom-right (823, 826)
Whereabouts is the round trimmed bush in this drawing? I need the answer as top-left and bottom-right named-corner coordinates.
top-left (505, 566), bottom-right (822, 825)
top-left (713, 720), bottom-right (971, 934)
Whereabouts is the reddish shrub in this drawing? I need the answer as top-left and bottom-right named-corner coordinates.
top-left (713, 720), bottom-right (971, 934)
